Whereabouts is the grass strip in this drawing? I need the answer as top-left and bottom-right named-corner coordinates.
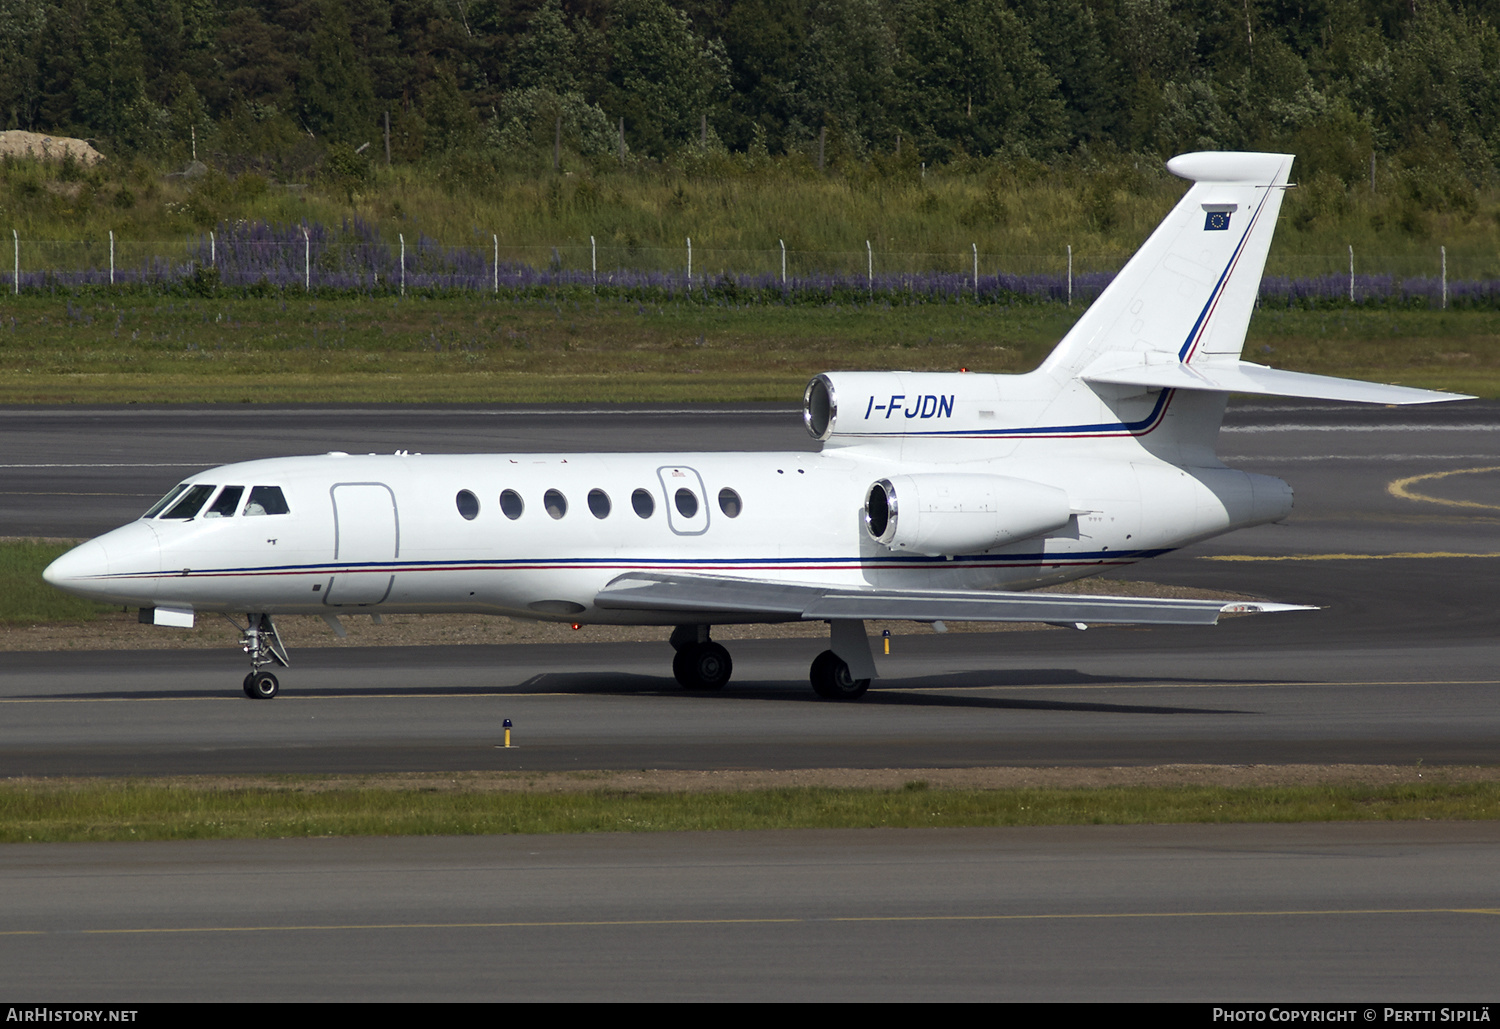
top-left (0, 540), bottom-right (111, 625)
top-left (1, 781), bottom-right (1496, 842)
top-left (0, 296), bottom-right (1491, 402)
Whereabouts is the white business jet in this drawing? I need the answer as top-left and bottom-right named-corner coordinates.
top-left (44, 151), bottom-right (1468, 700)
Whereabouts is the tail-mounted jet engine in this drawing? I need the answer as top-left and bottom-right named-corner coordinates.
top-left (864, 474), bottom-right (1074, 556)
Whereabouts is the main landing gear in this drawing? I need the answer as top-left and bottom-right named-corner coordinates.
top-left (809, 649), bottom-right (870, 701)
top-left (229, 613), bottom-right (289, 699)
top-left (669, 620), bottom-right (876, 700)
top-left (669, 624), bottom-right (733, 690)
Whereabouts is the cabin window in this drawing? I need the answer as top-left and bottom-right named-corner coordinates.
top-left (143, 484), bottom-right (190, 519)
top-left (718, 488), bottom-right (742, 518)
top-left (500, 489), bottom-right (524, 520)
top-left (588, 488), bottom-right (611, 519)
top-left (456, 490), bottom-right (480, 520)
top-left (674, 488), bottom-right (699, 518)
top-left (243, 486), bottom-right (290, 516)
top-left (160, 484), bottom-right (216, 520)
top-left (544, 489), bottom-right (568, 519)
top-left (204, 486), bottom-right (244, 519)
top-left (632, 489), bottom-right (655, 518)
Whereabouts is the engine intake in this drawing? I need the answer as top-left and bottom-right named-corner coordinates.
top-left (864, 474), bottom-right (1073, 555)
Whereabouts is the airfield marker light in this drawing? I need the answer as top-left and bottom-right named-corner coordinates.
top-left (571, 622), bottom-right (580, 630)
top-left (503, 718), bottom-right (513, 749)
top-left (883, 629), bottom-right (891, 655)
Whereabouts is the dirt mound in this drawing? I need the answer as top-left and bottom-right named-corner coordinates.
top-left (0, 130), bottom-right (104, 165)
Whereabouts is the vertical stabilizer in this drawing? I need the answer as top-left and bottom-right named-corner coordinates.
top-left (1039, 152), bottom-right (1294, 380)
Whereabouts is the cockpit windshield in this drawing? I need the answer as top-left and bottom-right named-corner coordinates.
top-left (243, 486), bottom-right (289, 516)
top-left (158, 484), bottom-right (217, 520)
top-left (144, 483), bottom-right (289, 519)
top-left (203, 486), bottom-right (244, 518)
top-left (142, 484), bottom-right (190, 519)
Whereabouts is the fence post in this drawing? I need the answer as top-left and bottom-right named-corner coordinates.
top-left (972, 242), bottom-right (978, 296)
top-left (109, 230), bottom-right (115, 286)
top-left (1067, 244), bottom-right (1072, 307)
top-left (866, 240), bottom-right (873, 295)
top-left (399, 233), bottom-right (406, 297)
top-left (1348, 244), bottom-right (1354, 303)
top-left (780, 239), bottom-right (786, 284)
top-left (303, 227), bottom-right (310, 291)
top-left (1441, 245), bottom-right (1447, 310)
top-left (493, 234), bottom-right (499, 294)
top-left (619, 118), bottom-right (625, 164)
top-left (209, 230), bottom-right (215, 267)
top-left (686, 237), bottom-right (692, 294)
top-left (591, 235), bottom-right (597, 288)
top-left (11, 230), bottom-right (17, 295)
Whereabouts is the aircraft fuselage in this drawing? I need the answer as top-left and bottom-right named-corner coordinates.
top-left (46, 447), bottom-right (1291, 622)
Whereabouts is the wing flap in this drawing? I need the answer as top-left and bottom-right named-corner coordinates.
top-left (594, 573), bottom-right (1311, 626)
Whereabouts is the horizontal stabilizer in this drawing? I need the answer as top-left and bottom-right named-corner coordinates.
top-left (1081, 357), bottom-right (1472, 405)
top-left (595, 573), bottom-right (1313, 626)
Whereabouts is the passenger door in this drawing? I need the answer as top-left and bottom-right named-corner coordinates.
top-left (326, 482), bottom-right (399, 606)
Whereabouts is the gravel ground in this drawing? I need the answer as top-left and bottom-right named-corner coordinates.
top-left (7, 765), bottom-right (1496, 794)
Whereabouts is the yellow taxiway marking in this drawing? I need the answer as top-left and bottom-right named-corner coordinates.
top-left (2, 908), bottom-right (1495, 937)
top-left (1388, 465), bottom-right (1500, 511)
top-left (1204, 551), bottom-right (1500, 561)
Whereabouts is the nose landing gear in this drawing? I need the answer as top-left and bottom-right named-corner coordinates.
top-left (231, 613), bottom-right (289, 699)
top-left (243, 670), bottom-right (280, 699)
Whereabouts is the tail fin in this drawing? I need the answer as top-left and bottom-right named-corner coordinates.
top-left (1040, 151), bottom-right (1294, 379)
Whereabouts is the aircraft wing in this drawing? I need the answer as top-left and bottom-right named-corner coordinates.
top-left (593, 572), bottom-right (1312, 626)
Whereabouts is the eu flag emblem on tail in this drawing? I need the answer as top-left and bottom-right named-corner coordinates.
top-left (1204, 210), bottom-right (1232, 231)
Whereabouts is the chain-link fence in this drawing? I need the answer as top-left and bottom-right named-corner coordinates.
top-left (3, 225), bottom-right (1489, 308)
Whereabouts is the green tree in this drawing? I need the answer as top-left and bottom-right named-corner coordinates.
top-left (785, 0), bottom-right (898, 154)
top-left (607, 0), bottom-right (729, 156)
top-left (0, 0), bottom-right (48, 129)
top-left (299, 0), bottom-right (378, 143)
top-left (894, 0), bottom-right (1065, 160)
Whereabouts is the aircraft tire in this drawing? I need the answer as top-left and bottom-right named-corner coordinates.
top-left (672, 642), bottom-right (732, 691)
top-left (810, 650), bottom-right (869, 700)
top-left (246, 671), bottom-right (280, 700)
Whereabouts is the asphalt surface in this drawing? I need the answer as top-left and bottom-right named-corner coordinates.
top-left (2, 822), bottom-right (1496, 1002)
top-left (2, 399), bottom-right (1498, 774)
top-left (3, 399), bottom-right (1499, 1000)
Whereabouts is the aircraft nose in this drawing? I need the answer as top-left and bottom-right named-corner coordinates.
top-left (43, 521), bottom-right (161, 603)
top-left (43, 538), bottom-right (109, 592)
